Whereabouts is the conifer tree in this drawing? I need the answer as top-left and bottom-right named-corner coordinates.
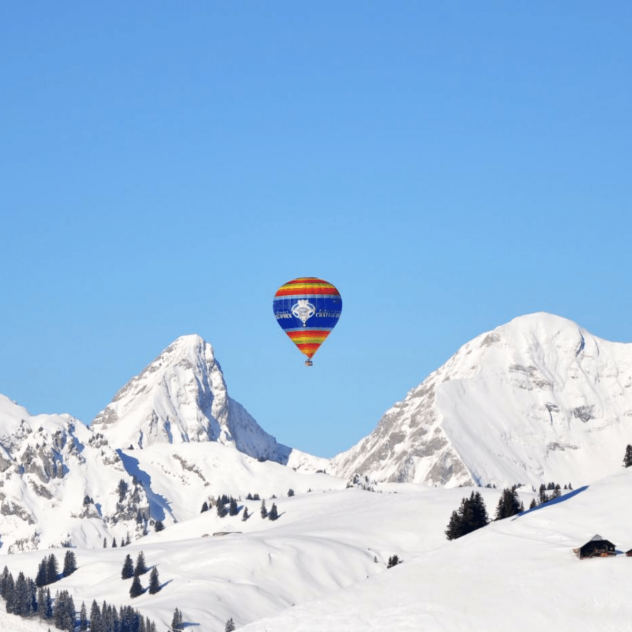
top-left (154, 520), bottom-right (165, 532)
top-left (242, 507), bottom-right (250, 521)
top-left (36, 558), bottom-right (48, 587)
top-left (288, 489), bottom-right (295, 497)
top-left (538, 484), bottom-right (548, 505)
top-left (3, 572), bottom-right (15, 614)
top-left (103, 538), bottom-right (107, 548)
top-left (46, 554), bottom-right (59, 585)
top-left (112, 537), bottom-right (118, 548)
top-left (268, 502), bottom-right (279, 521)
top-left (229, 498), bottom-right (239, 516)
top-left (445, 510), bottom-right (464, 540)
top-left (226, 617), bottom-right (236, 631)
top-left (90, 600), bottom-right (101, 632)
top-left (63, 550), bottom-right (77, 576)
top-left (130, 576), bottom-right (143, 598)
top-left (171, 607), bottom-right (184, 631)
top-left (134, 551), bottom-right (148, 576)
top-left (201, 501), bottom-right (209, 513)
top-left (624, 444), bottom-right (632, 468)
top-left (79, 601), bottom-right (89, 631)
top-left (260, 499), bottom-right (267, 518)
top-left (529, 498), bottom-right (537, 509)
top-left (148, 567), bottom-right (160, 594)
top-left (14, 571), bottom-right (30, 616)
top-left (387, 555), bottom-right (401, 568)
top-left (495, 488), bottom-right (524, 520)
top-left (42, 588), bottom-right (53, 620)
top-left (122, 554), bottom-right (135, 579)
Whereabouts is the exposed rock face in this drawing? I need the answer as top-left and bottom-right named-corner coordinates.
top-left (92, 335), bottom-right (289, 462)
top-left (333, 313), bottom-right (632, 488)
top-left (0, 395), bottom-right (152, 552)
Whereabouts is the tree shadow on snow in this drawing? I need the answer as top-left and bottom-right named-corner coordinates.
top-left (182, 622), bottom-right (200, 628)
top-left (116, 449), bottom-right (173, 522)
top-left (511, 485), bottom-right (589, 521)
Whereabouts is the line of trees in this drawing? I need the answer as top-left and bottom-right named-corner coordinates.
top-left (0, 564), bottom-right (157, 632)
top-left (445, 491), bottom-right (490, 540)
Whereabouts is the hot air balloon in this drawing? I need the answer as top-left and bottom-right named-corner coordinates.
top-left (273, 277), bottom-right (342, 366)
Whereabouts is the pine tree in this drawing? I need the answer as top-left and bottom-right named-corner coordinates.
top-left (201, 501), bottom-right (209, 513)
top-left (3, 572), bottom-right (15, 614)
top-left (387, 555), bottom-right (401, 568)
top-left (63, 550), bottom-right (77, 576)
top-left (445, 510), bottom-right (464, 540)
top-left (260, 500), bottom-right (267, 519)
top-left (90, 600), bottom-right (101, 632)
top-left (148, 567), bottom-right (160, 594)
top-left (229, 498), bottom-right (239, 516)
top-left (79, 602), bottom-right (89, 631)
top-left (171, 607), bottom-right (184, 631)
top-left (130, 576), bottom-right (143, 598)
top-left (288, 489), bottom-right (295, 497)
top-left (103, 538), bottom-right (107, 548)
top-left (624, 444), bottom-right (632, 468)
top-left (538, 484), bottom-right (548, 505)
top-left (112, 537), bottom-right (118, 548)
top-left (242, 507), bottom-right (250, 521)
top-left (134, 551), bottom-right (148, 576)
top-left (154, 520), bottom-right (165, 532)
top-left (225, 617), bottom-right (236, 632)
top-left (42, 588), bottom-right (53, 620)
top-left (122, 554), bottom-right (135, 579)
top-left (268, 503), bottom-right (279, 521)
top-left (46, 554), bottom-right (59, 585)
top-left (495, 488), bottom-right (524, 520)
top-left (529, 498), bottom-right (537, 509)
top-left (14, 571), bottom-right (29, 616)
top-left (36, 557), bottom-right (48, 587)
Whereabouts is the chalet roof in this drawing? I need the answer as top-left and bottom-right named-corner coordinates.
top-left (579, 534), bottom-right (616, 547)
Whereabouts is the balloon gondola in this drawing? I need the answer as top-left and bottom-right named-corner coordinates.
top-left (272, 277), bottom-right (342, 366)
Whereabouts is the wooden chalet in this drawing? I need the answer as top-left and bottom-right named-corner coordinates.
top-left (573, 534), bottom-right (616, 559)
top-left (626, 549), bottom-right (632, 557)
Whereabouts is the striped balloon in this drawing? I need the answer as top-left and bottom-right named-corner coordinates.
top-left (273, 277), bottom-right (342, 366)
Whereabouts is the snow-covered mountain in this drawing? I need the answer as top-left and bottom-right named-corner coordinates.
top-left (333, 313), bottom-right (632, 488)
top-left (92, 334), bottom-right (291, 463)
top-left (0, 395), bottom-right (152, 553)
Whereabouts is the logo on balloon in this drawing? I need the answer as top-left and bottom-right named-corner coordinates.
top-left (291, 299), bottom-right (316, 326)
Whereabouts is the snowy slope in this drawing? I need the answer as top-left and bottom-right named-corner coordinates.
top-left (92, 335), bottom-right (291, 463)
top-left (0, 395), bottom-right (152, 552)
top-left (0, 483), bottom-right (523, 632)
top-left (333, 313), bottom-right (632, 488)
top-left (240, 469), bottom-right (632, 632)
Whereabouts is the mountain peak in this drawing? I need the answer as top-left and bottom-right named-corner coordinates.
top-left (333, 313), bottom-right (632, 488)
top-left (91, 336), bottom-right (288, 462)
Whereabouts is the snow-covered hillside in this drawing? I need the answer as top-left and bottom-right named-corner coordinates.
top-left (0, 482), bottom-right (533, 631)
top-left (333, 313), bottom-right (632, 488)
top-left (240, 469), bottom-right (632, 632)
top-left (0, 395), bottom-right (152, 553)
top-left (92, 334), bottom-right (290, 463)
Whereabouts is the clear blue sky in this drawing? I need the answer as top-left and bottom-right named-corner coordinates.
top-left (1, 2), bottom-right (630, 457)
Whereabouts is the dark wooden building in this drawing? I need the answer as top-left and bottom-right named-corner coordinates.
top-left (573, 534), bottom-right (616, 559)
top-left (626, 549), bottom-right (632, 557)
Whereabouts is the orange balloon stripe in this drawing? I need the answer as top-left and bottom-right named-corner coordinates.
top-left (275, 286), bottom-right (339, 297)
top-left (287, 332), bottom-right (330, 344)
top-left (295, 343), bottom-right (321, 359)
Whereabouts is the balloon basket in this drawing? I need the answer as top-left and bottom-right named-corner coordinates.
top-left (304, 359), bottom-right (313, 367)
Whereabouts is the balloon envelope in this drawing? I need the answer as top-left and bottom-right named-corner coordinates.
top-left (273, 277), bottom-right (342, 363)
